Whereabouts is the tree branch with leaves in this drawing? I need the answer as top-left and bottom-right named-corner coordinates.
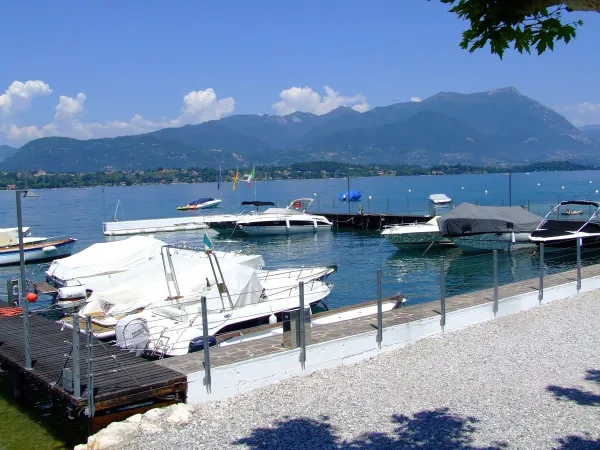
top-left (439, 0), bottom-right (599, 57)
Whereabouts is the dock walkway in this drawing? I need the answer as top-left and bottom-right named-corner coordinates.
top-left (158, 263), bottom-right (594, 373)
top-left (0, 313), bottom-right (186, 417)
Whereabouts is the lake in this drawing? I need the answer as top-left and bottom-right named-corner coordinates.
top-left (1, 170), bottom-right (599, 449)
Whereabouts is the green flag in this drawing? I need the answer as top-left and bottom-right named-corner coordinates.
top-left (203, 232), bottom-right (213, 250)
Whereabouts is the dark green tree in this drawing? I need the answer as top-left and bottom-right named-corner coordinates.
top-left (439, 0), bottom-right (599, 57)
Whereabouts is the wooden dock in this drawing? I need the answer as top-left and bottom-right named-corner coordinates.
top-left (0, 312), bottom-right (186, 429)
top-left (318, 212), bottom-right (430, 230)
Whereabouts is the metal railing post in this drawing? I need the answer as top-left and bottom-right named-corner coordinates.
top-left (201, 296), bottom-right (211, 393)
top-left (538, 243), bottom-right (544, 303)
top-left (576, 238), bottom-right (582, 292)
top-left (440, 258), bottom-right (446, 328)
top-left (493, 250), bottom-right (499, 315)
top-left (376, 269), bottom-right (382, 348)
top-left (406, 198), bottom-right (410, 214)
top-left (16, 191), bottom-right (32, 370)
top-left (299, 282), bottom-right (306, 369)
top-left (72, 314), bottom-right (81, 398)
top-left (85, 316), bottom-right (95, 417)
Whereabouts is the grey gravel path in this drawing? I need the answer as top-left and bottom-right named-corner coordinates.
top-left (126, 291), bottom-right (600, 450)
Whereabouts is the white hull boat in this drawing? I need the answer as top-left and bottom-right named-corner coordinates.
top-left (178, 197), bottom-right (222, 211)
top-left (381, 217), bottom-right (453, 249)
top-left (0, 232), bottom-right (77, 266)
top-left (237, 198), bottom-right (332, 236)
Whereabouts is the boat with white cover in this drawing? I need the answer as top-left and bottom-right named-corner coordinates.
top-left (381, 217), bottom-right (454, 249)
top-left (529, 200), bottom-right (600, 248)
top-left (0, 232), bottom-right (77, 266)
top-left (438, 203), bottom-right (542, 252)
top-left (115, 256), bottom-right (333, 356)
top-left (236, 198), bottom-right (333, 236)
top-left (47, 236), bottom-right (265, 307)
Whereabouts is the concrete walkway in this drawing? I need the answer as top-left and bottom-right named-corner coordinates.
top-left (101, 291), bottom-right (600, 449)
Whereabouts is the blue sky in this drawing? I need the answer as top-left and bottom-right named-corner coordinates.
top-left (1, 1), bottom-right (599, 146)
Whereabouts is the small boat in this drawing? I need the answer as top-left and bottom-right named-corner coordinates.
top-left (339, 190), bottom-right (361, 201)
top-left (438, 203), bottom-right (542, 252)
top-left (236, 198), bottom-right (333, 236)
top-left (530, 200), bottom-right (600, 248)
top-left (427, 194), bottom-right (453, 216)
top-left (562, 209), bottom-right (584, 216)
top-left (177, 197), bottom-right (222, 211)
top-left (382, 217), bottom-right (454, 249)
top-left (207, 201), bottom-right (276, 235)
top-left (0, 232), bottom-right (77, 266)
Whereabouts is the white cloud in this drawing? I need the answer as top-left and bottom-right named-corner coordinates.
top-left (553, 102), bottom-right (600, 127)
top-left (0, 81), bottom-right (236, 144)
top-left (0, 80), bottom-right (52, 115)
top-left (272, 86), bottom-right (369, 115)
top-left (410, 96), bottom-right (422, 103)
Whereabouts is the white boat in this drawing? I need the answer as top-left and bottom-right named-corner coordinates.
top-left (529, 200), bottom-right (600, 248)
top-left (0, 232), bottom-right (77, 266)
top-left (381, 217), bottom-right (454, 249)
top-left (208, 201), bottom-right (277, 235)
top-left (115, 259), bottom-right (333, 357)
top-left (438, 203), bottom-right (542, 252)
top-left (236, 198), bottom-right (333, 236)
top-left (177, 197), bottom-right (222, 211)
top-left (427, 194), bottom-right (453, 216)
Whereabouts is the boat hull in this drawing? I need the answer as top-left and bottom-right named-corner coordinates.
top-left (0, 238), bottom-right (77, 266)
top-left (386, 231), bottom-right (454, 249)
top-left (238, 224), bottom-right (332, 236)
top-left (178, 199), bottom-right (222, 211)
top-left (530, 234), bottom-right (600, 248)
top-left (451, 232), bottom-right (533, 252)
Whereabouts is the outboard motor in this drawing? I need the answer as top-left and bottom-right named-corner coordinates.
top-left (116, 314), bottom-right (150, 356)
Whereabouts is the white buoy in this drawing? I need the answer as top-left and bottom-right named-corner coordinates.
top-left (408, 189), bottom-right (411, 193)
top-left (537, 183), bottom-right (540, 186)
top-left (590, 181), bottom-right (593, 184)
top-left (461, 186), bottom-right (464, 190)
top-left (368, 195), bottom-right (372, 200)
top-left (485, 190), bottom-right (488, 194)
top-left (269, 313), bottom-right (277, 324)
top-left (596, 190), bottom-right (599, 194)
top-left (562, 186), bottom-right (565, 189)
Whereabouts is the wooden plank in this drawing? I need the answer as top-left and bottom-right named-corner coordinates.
top-left (33, 281), bottom-right (59, 295)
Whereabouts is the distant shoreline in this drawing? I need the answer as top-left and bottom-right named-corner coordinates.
top-left (0, 161), bottom-right (595, 190)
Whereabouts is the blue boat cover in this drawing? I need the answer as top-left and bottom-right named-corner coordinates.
top-left (338, 190), bottom-right (362, 201)
top-left (189, 197), bottom-right (215, 205)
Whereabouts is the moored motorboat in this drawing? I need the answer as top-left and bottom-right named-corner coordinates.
top-left (529, 200), bottom-right (600, 248)
top-left (0, 232), bottom-right (77, 266)
top-left (382, 217), bottom-right (454, 249)
top-left (207, 201), bottom-right (276, 235)
top-left (438, 203), bottom-right (542, 252)
top-left (236, 198), bottom-right (333, 236)
top-left (177, 197), bottom-right (222, 211)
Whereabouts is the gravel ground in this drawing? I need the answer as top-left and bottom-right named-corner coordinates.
top-left (126, 291), bottom-right (600, 450)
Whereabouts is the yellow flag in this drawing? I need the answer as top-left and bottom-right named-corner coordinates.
top-left (233, 168), bottom-right (239, 190)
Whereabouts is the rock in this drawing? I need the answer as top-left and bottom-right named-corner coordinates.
top-left (143, 407), bottom-right (164, 421)
top-left (139, 420), bottom-right (162, 434)
top-left (86, 421), bottom-right (139, 450)
top-left (166, 403), bottom-right (193, 424)
top-left (125, 413), bottom-right (143, 424)
top-left (73, 444), bottom-right (87, 450)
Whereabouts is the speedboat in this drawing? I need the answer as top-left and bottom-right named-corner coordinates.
top-left (438, 203), bottom-right (542, 252)
top-left (236, 198), bottom-right (333, 236)
top-left (529, 200), bottom-right (600, 248)
top-left (381, 217), bottom-right (454, 249)
top-left (0, 232), bottom-right (77, 266)
top-left (177, 197), bottom-right (222, 211)
top-left (115, 260), bottom-right (334, 357)
top-left (207, 201), bottom-right (276, 235)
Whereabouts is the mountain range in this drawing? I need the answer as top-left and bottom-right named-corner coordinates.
top-left (1, 87), bottom-right (599, 172)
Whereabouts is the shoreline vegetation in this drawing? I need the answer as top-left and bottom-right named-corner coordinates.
top-left (0, 160), bottom-right (594, 190)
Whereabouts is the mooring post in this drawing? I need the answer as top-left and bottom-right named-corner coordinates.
top-left (72, 314), bottom-right (81, 398)
top-left (332, 198), bottom-right (335, 213)
top-left (386, 199), bottom-right (390, 213)
top-left (406, 198), bottom-right (410, 214)
top-left (299, 281), bottom-right (306, 369)
top-left (576, 238), bottom-right (582, 292)
top-left (493, 250), bottom-right (499, 315)
top-left (538, 243), bottom-right (544, 303)
top-left (201, 296), bottom-right (211, 393)
top-left (85, 316), bottom-right (95, 418)
top-left (440, 258), bottom-right (446, 328)
top-left (376, 269), bottom-right (382, 348)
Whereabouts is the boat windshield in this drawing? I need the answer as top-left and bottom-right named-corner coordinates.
top-left (547, 201), bottom-right (600, 222)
